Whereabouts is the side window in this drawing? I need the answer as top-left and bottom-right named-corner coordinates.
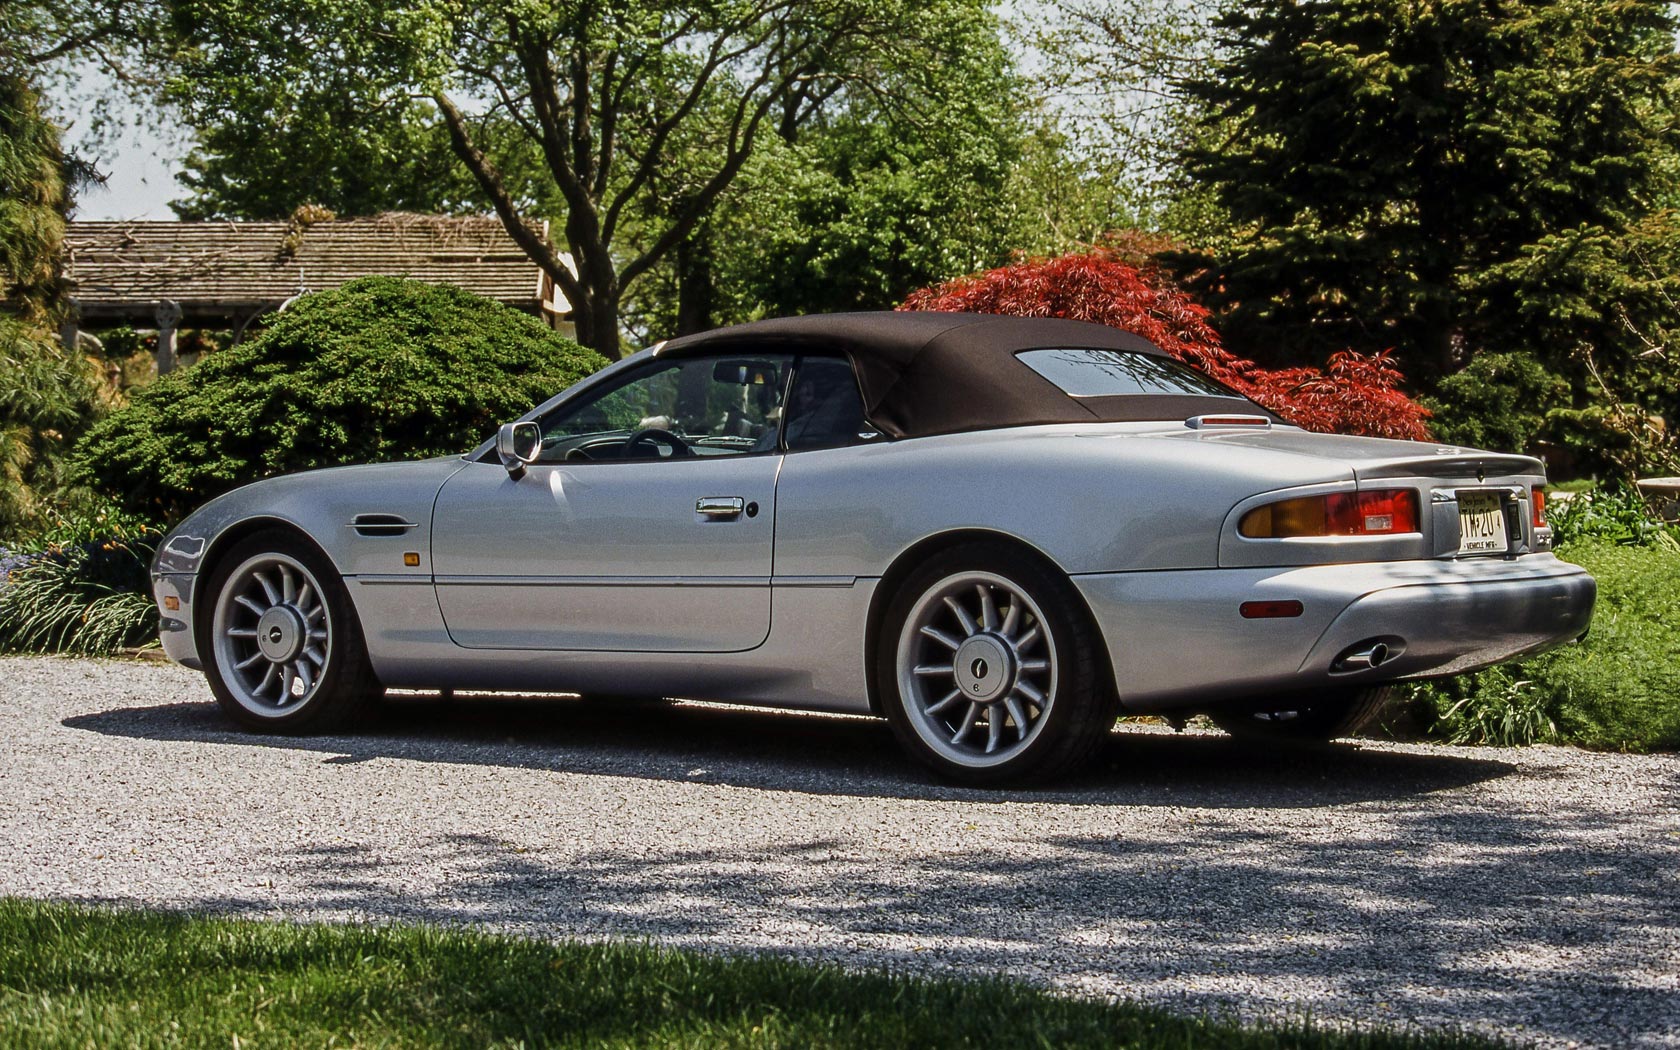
top-left (784, 356), bottom-right (872, 451)
top-left (535, 354), bottom-right (791, 462)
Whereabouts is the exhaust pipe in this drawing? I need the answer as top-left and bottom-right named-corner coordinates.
top-left (1332, 638), bottom-right (1404, 673)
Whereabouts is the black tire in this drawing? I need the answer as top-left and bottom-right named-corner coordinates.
top-left (199, 529), bottom-right (383, 733)
top-left (876, 541), bottom-right (1118, 786)
top-left (1209, 685), bottom-right (1394, 743)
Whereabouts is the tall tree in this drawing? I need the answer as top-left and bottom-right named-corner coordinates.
top-left (169, 0), bottom-right (994, 358)
top-left (1179, 0), bottom-right (1680, 391)
top-left (0, 6), bottom-right (146, 535)
top-left (0, 73), bottom-right (69, 320)
top-left (1020, 0), bottom-right (1221, 227)
top-left (630, 4), bottom-right (1028, 335)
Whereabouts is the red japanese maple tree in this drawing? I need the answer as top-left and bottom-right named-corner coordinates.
top-left (900, 252), bottom-right (1431, 440)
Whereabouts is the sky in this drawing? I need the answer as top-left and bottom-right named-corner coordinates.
top-left (76, 129), bottom-right (185, 220)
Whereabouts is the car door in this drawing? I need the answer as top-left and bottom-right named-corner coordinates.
top-left (430, 352), bottom-right (790, 652)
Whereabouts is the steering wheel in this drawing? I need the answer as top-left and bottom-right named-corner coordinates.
top-left (624, 427), bottom-right (693, 459)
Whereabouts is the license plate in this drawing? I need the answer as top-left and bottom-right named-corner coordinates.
top-left (1457, 490), bottom-right (1509, 555)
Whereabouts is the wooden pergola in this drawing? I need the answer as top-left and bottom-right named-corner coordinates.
top-left (62, 213), bottom-right (574, 373)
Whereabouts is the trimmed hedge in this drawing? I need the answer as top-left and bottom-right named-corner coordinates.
top-left (72, 277), bottom-right (606, 521)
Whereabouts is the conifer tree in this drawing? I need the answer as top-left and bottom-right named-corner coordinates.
top-left (1180, 0), bottom-right (1680, 404)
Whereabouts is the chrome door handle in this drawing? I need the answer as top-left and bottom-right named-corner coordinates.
top-left (696, 496), bottom-right (745, 519)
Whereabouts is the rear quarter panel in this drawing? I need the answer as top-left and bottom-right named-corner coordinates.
top-left (772, 425), bottom-right (1357, 577)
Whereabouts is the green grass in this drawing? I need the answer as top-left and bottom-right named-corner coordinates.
top-left (1410, 538), bottom-right (1680, 751)
top-left (0, 899), bottom-right (1503, 1049)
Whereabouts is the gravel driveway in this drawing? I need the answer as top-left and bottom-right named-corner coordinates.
top-left (2, 655), bottom-right (1676, 1047)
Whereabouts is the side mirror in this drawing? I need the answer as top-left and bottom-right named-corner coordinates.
top-left (496, 421), bottom-right (541, 479)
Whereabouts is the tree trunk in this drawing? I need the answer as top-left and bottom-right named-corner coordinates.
top-left (576, 290), bottom-right (622, 359)
top-left (675, 232), bottom-right (715, 336)
top-left (569, 269), bottom-right (623, 359)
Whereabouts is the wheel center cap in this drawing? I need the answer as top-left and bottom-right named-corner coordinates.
top-left (255, 606), bottom-right (305, 663)
top-left (953, 634), bottom-right (1013, 703)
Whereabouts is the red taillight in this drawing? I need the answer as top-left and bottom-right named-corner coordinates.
top-left (1532, 487), bottom-right (1548, 529)
top-left (1240, 489), bottom-right (1419, 538)
top-left (1327, 489), bottom-right (1419, 535)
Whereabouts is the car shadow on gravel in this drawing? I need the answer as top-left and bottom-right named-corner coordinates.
top-left (64, 694), bottom-right (1518, 807)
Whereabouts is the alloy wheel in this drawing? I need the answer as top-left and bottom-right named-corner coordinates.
top-left (210, 552), bottom-right (333, 717)
top-left (895, 570), bottom-right (1058, 769)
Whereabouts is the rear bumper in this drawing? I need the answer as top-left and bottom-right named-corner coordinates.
top-left (1073, 553), bottom-right (1595, 713)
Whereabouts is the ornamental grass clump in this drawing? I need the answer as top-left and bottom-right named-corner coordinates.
top-left (0, 507), bottom-right (162, 656)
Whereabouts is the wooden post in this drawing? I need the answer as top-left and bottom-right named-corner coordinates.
top-left (154, 299), bottom-right (183, 376)
top-left (59, 297), bottom-right (81, 352)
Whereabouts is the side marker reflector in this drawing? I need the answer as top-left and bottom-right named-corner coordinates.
top-left (1240, 600), bottom-right (1304, 619)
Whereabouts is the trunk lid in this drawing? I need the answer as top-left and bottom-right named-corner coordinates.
top-left (1175, 428), bottom-right (1543, 483)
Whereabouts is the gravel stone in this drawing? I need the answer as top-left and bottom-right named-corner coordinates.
top-left (2, 655), bottom-right (1676, 1048)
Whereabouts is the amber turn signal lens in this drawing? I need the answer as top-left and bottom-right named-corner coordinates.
top-left (163, 595), bottom-right (180, 611)
top-left (403, 552), bottom-right (421, 567)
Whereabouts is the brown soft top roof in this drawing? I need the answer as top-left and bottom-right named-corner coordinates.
top-left (657, 311), bottom-right (1268, 439)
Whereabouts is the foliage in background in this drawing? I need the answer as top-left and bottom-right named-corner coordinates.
top-left (1019, 0), bottom-right (1221, 226)
top-left (627, 7), bottom-right (1029, 338)
top-left (0, 73), bottom-right (68, 320)
top-left (1545, 484), bottom-right (1680, 551)
top-left (71, 278), bottom-right (606, 521)
top-left (172, 100), bottom-right (483, 221)
top-left (0, 899), bottom-right (1509, 1050)
top-left (901, 251), bottom-right (1432, 439)
top-left (1174, 0), bottom-right (1680, 474)
top-left (0, 507), bottom-right (160, 656)
top-left (1408, 488), bottom-right (1680, 751)
top-left (163, 4), bottom-right (1145, 344)
top-left (165, 0), bottom-right (1010, 358)
top-left (1422, 353), bottom-right (1571, 460)
top-left (0, 317), bottom-right (103, 539)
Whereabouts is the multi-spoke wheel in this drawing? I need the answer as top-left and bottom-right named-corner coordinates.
top-left (1209, 685), bottom-right (1393, 743)
top-left (878, 542), bottom-right (1117, 785)
top-left (202, 530), bottom-right (381, 732)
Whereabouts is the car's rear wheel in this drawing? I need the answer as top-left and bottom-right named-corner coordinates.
top-left (1209, 685), bottom-right (1393, 743)
top-left (878, 542), bottom-right (1117, 785)
top-left (203, 530), bottom-right (382, 733)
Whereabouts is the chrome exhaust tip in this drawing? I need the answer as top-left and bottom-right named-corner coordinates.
top-left (1332, 638), bottom-right (1403, 673)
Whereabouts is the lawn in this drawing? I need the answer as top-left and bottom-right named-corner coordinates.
top-left (0, 899), bottom-right (1506, 1049)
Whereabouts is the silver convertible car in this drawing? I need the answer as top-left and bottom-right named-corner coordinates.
top-left (151, 312), bottom-right (1596, 784)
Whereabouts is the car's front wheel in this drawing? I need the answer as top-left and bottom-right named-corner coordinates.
top-left (202, 530), bottom-right (382, 733)
top-left (1209, 685), bottom-right (1393, 743)
top-left (878, 542), bottom-right (1118, 785)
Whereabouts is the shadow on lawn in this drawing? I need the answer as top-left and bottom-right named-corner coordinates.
top-left (64, 692), bottom-right (1517, 807)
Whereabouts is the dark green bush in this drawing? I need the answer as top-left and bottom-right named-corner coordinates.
top-left (71, 277), bottom-right (607, 521)
top-left (1421, 352), bottom-right (1570, 456)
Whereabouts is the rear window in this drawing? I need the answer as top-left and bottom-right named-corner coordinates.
top-left (1018, 347), bottom-right (1241, 399)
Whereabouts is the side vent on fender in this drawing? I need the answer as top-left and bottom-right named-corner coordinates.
top-left (349, 513), bottom-right (418, 537)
